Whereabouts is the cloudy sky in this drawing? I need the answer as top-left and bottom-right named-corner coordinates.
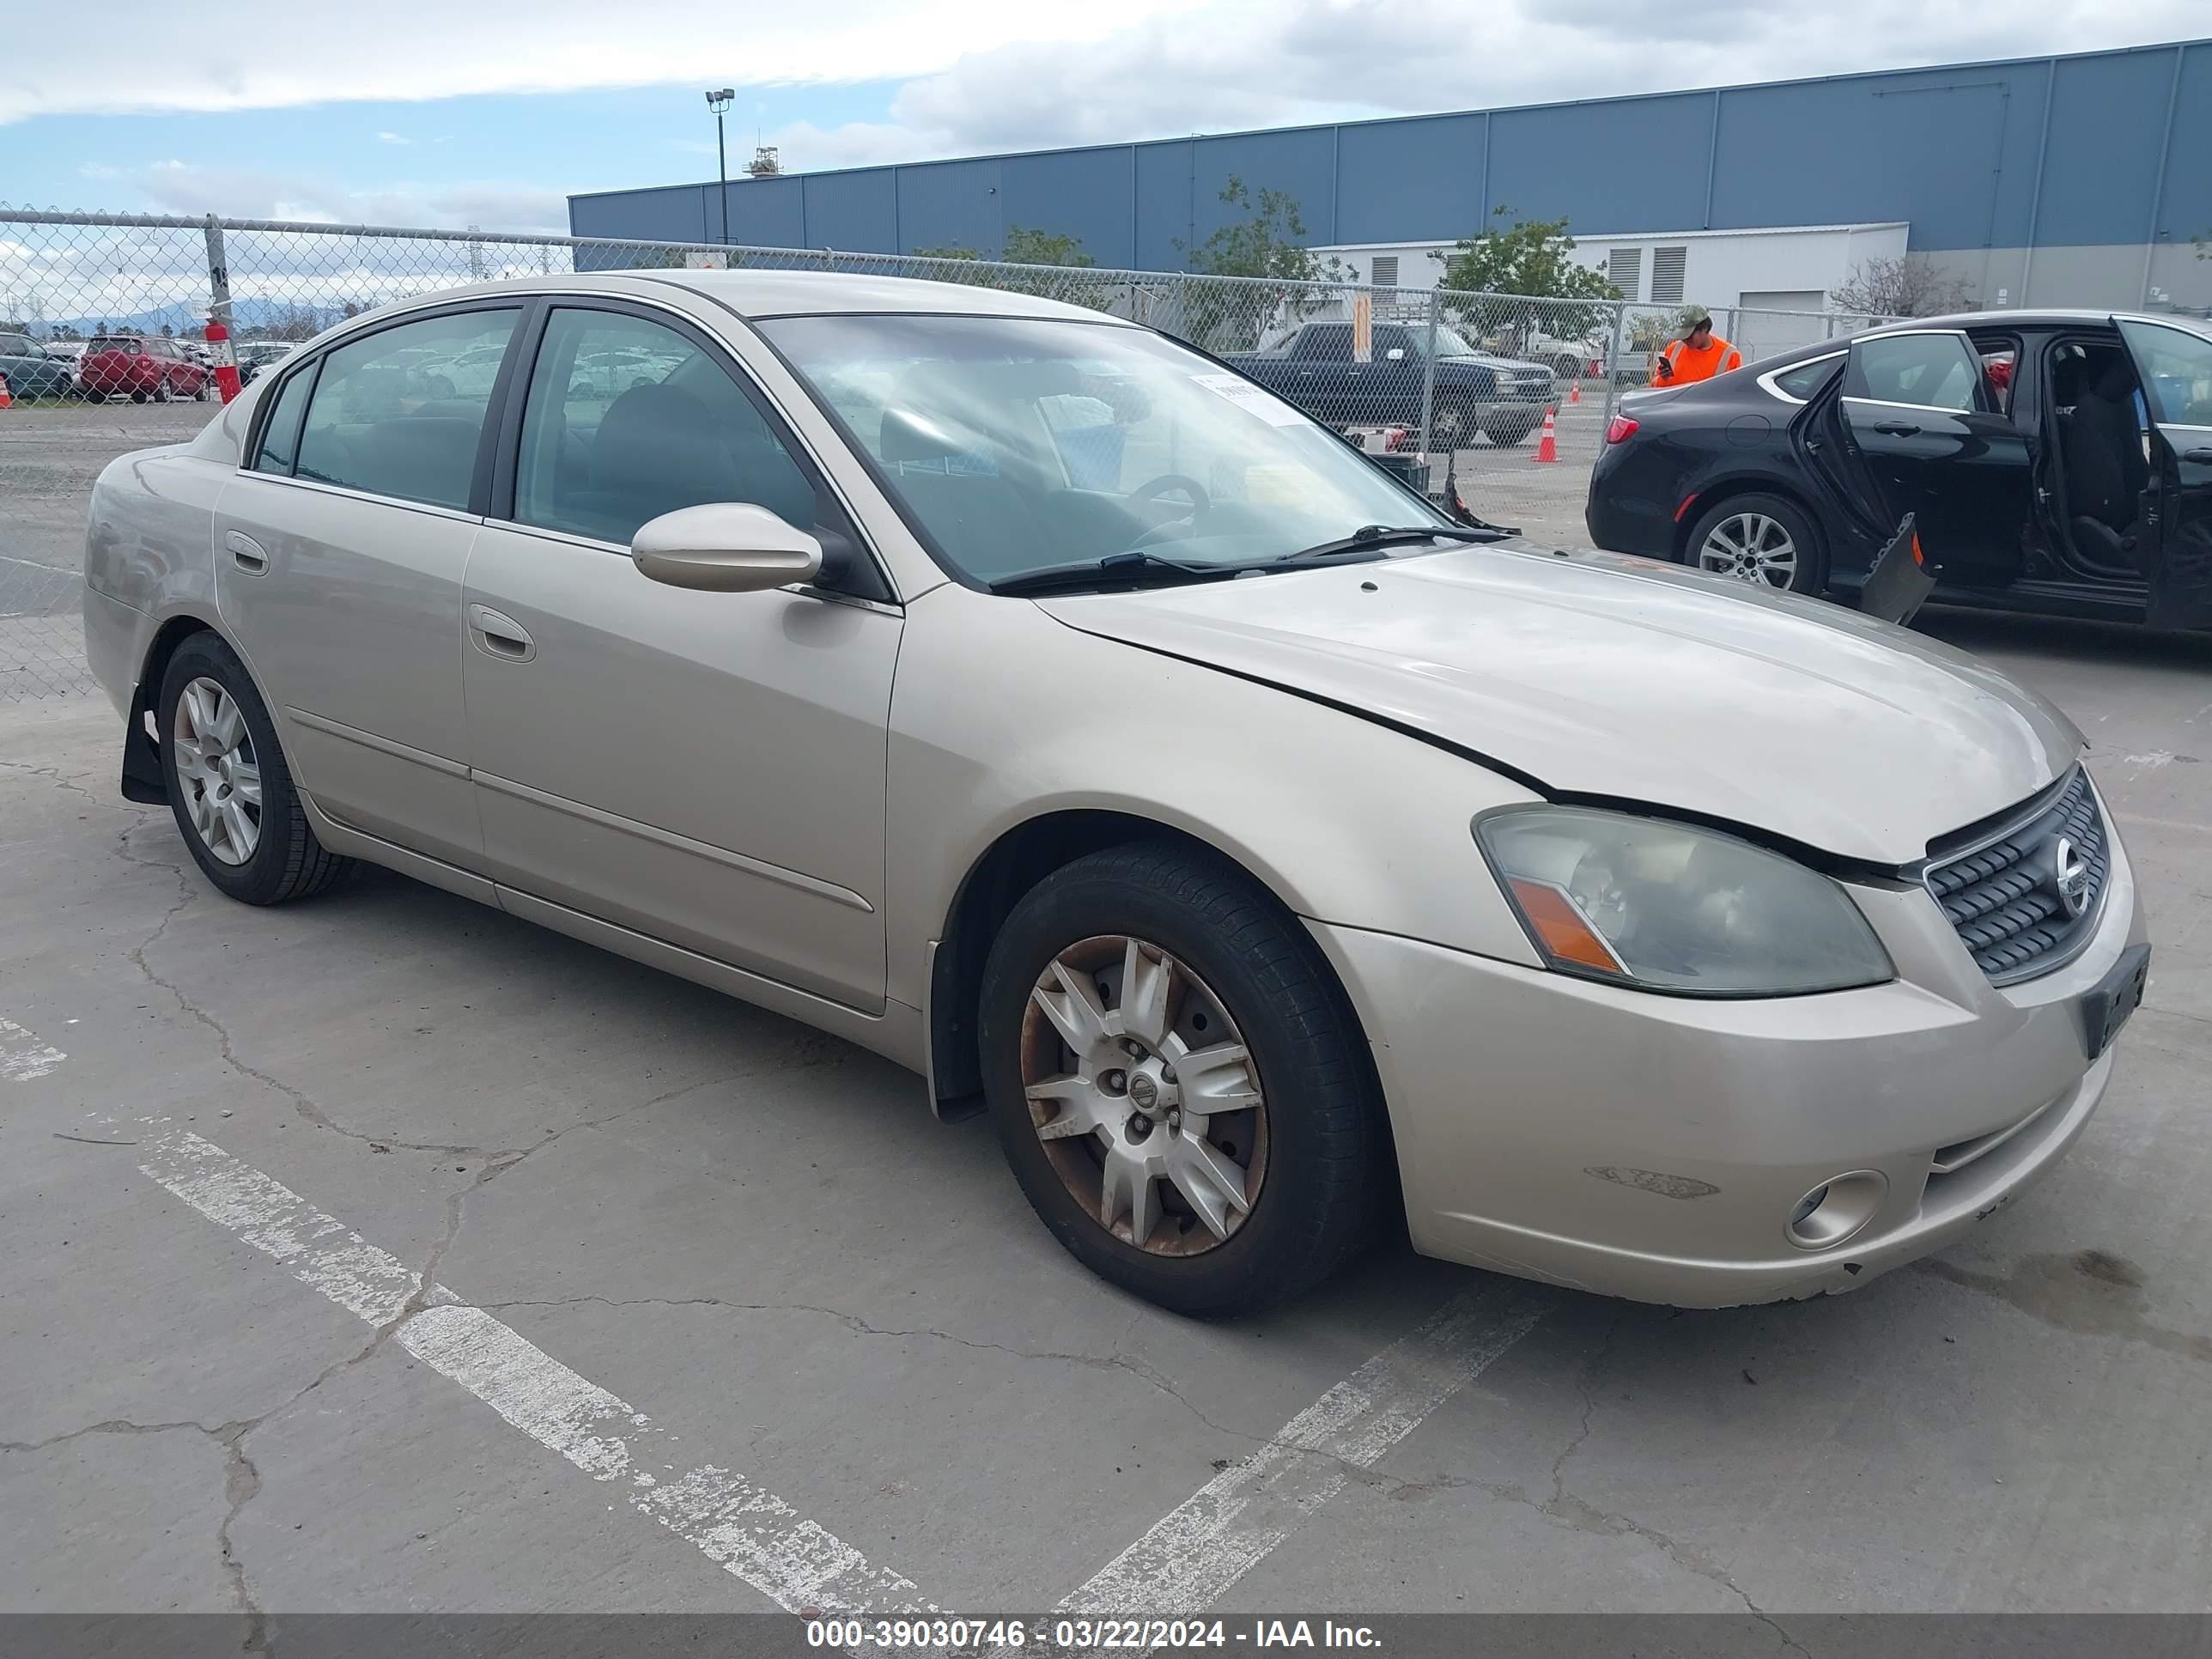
top-left (2, 0), bottom-right (2203, 233)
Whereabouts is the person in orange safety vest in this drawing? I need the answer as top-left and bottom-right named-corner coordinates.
top-left (1655, 310), bottom-right (1742, 386)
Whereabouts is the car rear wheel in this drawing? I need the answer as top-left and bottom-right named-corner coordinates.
top-left (158, 634), bottom-right (352, 905)
top-left (1685, 493), bottom-right (1826, 594)
top-left (978, 842), bottom-right (1387, 1315)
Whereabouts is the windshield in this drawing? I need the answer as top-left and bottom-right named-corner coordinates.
top-left (1431, 325), bottom-right (1481, 357)
top-left (759, 313), bottom-right (1452, 588)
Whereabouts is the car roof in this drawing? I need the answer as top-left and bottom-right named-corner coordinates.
top-left (364, 268), bottom-right (1138, 325)
top-left (1863, 307), bottom-right (2209, 336)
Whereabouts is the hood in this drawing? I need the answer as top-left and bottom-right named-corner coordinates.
top-left (1037, 544), bottom-right (2083, 866)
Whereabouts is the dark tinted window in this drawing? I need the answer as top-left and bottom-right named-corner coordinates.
top-left (513, 307), bottom-right (817, 546)
top-left (252, 363), bottom-right (318, 476)
top-left (1771, 356), bottom-right (1842, 400)
top-left (295, 309), bottom-right (520, 509)
top-left (1291, 326), bottom-right (1352, 362)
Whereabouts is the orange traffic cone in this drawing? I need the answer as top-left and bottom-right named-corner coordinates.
top-left (0, 374), bottom-right (12, 410)
top-left (1532, 407), bottom-right (1559, 464)
top-left (1566, 380), bottom-right (1581, 404)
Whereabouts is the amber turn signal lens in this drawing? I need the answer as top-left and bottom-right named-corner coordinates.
top-left (1506, 878), bottom-right (1627, 975)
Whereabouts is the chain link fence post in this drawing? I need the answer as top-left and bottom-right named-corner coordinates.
top-left (1418, 287), bottom-right (1439, 456)
top-left (202, 214), bottom-right (232, 334)
top-left (1599, 299), bottom-right (1626, 434)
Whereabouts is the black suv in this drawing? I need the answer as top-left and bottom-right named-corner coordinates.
top-left (1585, 310), bottom-right (2212, 632)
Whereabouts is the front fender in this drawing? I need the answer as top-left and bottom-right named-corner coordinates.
top-left (883, 584), bottom-right (1545, 1014)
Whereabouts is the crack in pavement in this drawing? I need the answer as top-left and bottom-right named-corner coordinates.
top-left (0, 754), bottom-right (116, 810)
top-left (109, 817), bottom-right (780, 1164)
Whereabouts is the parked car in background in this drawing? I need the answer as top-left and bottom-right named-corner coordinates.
top-left (81, 335), bottom-right (211, 403)
top-left (0, 332), bottom-right (80, 399)
top-left (234, 342), bottom-right (299, 386)
top-left (1585, 310), bottom-right (2212, 633)
top-left (83, 270), bottom-right (2147, 1316)
top-left (42, 339), bottom-right (90, 389)
top-left (1224, 320), bottom-right (1556, 447)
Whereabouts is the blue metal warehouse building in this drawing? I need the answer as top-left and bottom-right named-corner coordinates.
top-left (570, 39), bottom-right (2212, 311)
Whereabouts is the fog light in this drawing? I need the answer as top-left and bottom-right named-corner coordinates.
top-left (1784, 1171), bottom-right (1887, 1249)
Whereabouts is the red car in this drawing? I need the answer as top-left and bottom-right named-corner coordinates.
top-left (81, 335), bottom-right (210, 403)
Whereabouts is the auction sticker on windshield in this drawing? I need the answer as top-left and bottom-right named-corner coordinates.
top-left (1190, 371), bottom-right (1307, 424)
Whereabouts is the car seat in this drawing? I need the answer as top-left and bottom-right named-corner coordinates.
top-left (2060, 354), bottom-right (2149, 574)
top-left (562, 382), bottom-right (816, 544)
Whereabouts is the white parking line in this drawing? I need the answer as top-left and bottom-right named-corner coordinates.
top-left (1, 1016), bottom-right (66, 1081)
top-left (1057, 1285), bottom-right (1548, 1616)
top-left (137, 1127), bottom-right (939, 1617)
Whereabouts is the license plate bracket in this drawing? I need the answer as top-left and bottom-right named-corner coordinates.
top-left (2078, 942), bottom-right (2151, 1060)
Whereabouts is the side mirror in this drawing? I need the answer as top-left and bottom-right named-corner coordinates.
top-left (1384, 347), bottom-right (1407, 362)
top-left (630, 502), bottom-right (823, 592)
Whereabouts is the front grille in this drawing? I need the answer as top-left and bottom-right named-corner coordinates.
top-left (1925, 769), bottom-right (2108, 983)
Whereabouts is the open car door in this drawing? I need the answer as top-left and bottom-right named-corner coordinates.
top-left (1833, 329), bottom-right (2033, 591)
top-left (2114, 318), bottom-right (2212, 631)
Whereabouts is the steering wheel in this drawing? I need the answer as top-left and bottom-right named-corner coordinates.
top-left (1126, 473), bottom-right (1212, 550)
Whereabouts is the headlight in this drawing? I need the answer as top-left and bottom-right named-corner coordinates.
top-left (1475, 807), bottom-right (1893, 997)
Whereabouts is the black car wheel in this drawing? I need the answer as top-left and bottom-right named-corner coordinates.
top-left (1683, 493), bottom-right (1826, 595)
top-left (978, 842), bottom-right (1388, 1316)
top-left (1431, 393), bottom-right (1481, 448)
top-left (1484, 417), bottom-right (1537, 447)
top-left (157, 633), bottom-right (353, 905)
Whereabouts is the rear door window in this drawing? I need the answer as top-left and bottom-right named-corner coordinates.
top-left (294, 309), bottom-right (520, 510)
top-left (1846, 332), bottom-right (1981, 413)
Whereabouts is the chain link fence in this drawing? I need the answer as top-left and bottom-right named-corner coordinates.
top-left (1, 206), bottom-right (1893, 702)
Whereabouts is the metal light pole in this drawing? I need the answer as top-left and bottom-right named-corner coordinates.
top-left (705, 88), bottom-right (735, 245)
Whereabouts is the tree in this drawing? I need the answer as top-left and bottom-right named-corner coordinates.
top-left (1180, 176), bottom-right (1337, 283)
top-left (1174, 177), bottom-right (1343, 349)
top-left (911, 244), bottom-right (980, 261)
top-left (1828, 254), bottom-right (1972, 319)
top-left (1000, 225), bottom-right (1095, 268)
top-left (1430, 206), bottom-right (1619, 346)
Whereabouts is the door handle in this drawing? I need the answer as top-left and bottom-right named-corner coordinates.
top-left (467, 604), bottom-right (535, 663)
top-left (1870, 421), bottom-right (1921, 437)
top-left (2181, 447), bottom-right (2212, 464)
top-left (224, 530), bottom-right (269, 574)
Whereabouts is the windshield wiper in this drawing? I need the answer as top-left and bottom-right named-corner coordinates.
top-left (988, 550), bottom-right (1237, 597)
top-left (1274, 524), bottom-right (1499, 564)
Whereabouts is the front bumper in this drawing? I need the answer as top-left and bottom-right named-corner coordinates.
top-left (1310, 823), bottom-right (2146, 1307)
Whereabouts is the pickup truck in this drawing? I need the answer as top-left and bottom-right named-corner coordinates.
top-left (1221, 320), bottom-right (1557, 446)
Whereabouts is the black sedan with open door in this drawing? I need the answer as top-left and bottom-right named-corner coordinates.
top-left (1585, 310), bottom-right (2212, 633)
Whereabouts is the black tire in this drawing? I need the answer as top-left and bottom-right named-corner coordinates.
top-left (157, 633), bottom-right (352, 905)
top-left (977, 841), bottom-right (1388, 1316)
top-left (1483, 418), bottom-right (1535, 447)
top-left (1429, 392), bottom-right (1483, 449)
top-left (1681, 491), bottom-right (1828, 596)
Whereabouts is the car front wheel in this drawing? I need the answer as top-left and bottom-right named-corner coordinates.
top-left (157, 634), bottom-right (352, 905)
top-left (1684, 493), bottom-right (1827, 595)
top-left (978, 842), bottom-right (1388, 1315)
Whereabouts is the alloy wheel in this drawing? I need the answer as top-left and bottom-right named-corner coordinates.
top-left (172, 677), bottom-right (262, 866)
top-left (1021, 934), bottom-right (1268, 1255)
top-left (1696, 512), bottom-right (1798, 587)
